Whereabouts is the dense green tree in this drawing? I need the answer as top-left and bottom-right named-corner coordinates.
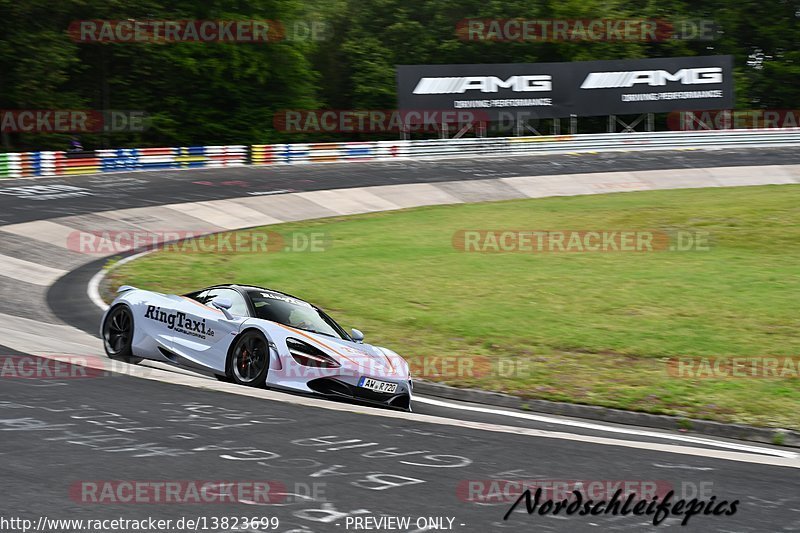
top-left (0, 0), bottom-right (797, 149)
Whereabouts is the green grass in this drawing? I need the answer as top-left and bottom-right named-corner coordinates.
top-left (108, 185), bottom-right (800, 429)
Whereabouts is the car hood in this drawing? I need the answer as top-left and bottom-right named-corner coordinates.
top-left (286, 327), bottom-right (406, 378)
top-left (244, 318), bottom-right (408, 379)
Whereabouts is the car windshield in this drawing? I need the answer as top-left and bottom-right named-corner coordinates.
top-left (246, 290), bottom-right (347, 339)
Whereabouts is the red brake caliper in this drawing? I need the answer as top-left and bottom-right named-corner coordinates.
top-left (240, 348), bottom-right (249, 370)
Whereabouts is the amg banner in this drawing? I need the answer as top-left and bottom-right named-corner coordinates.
top-left (396, 55), bottom-right (733, 121)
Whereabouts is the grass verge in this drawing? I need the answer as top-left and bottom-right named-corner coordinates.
top-left (108, 184), bottom-right (800, 428)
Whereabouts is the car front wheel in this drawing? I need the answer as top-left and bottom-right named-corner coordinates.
top-left (102, 305), bottom-right (143, 364)
top-left (227, 330), bottom-right (270, 387)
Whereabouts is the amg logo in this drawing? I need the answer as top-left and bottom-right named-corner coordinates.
top-left (580, 67), bottom-right (723, 89)
top-left (413, 75), bottom-right (552, 94)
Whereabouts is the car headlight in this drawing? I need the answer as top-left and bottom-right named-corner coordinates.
top-left (286, 338), bottom-right (340, 368)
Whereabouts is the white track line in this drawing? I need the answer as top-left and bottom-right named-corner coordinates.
top-left (87, 250), bottom-right (153, 312)
top-left (15, 350), bottom-right (800, 470)
top-left (85, 258), bottom-right (799, 463)
top-left (414, 396), bottom-right (797, 459)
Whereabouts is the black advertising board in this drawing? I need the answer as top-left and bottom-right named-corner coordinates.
top-left (396, 62), bottom-right (571, 121)
top-left (396, 55), bottom-right (733, 121)
top-left (568, 55), bottom-right (734, 116)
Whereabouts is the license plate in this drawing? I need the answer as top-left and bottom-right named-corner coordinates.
top-left (359, 377), bottom-right (398, 394)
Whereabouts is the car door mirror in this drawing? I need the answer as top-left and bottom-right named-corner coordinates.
top-left (212, 297), bottom-right (234, 319)
top-left (350, 328), bottom-right (364, 343)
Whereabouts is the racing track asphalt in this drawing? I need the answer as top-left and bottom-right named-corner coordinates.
top-left (2, 148), bottom-right (800, 531)
top-left (1, 350), bottom-right (798, 532)
top-left (2, 147), bottom-right (800, 225)
top-left (46, 252), bottom-right (800, 454)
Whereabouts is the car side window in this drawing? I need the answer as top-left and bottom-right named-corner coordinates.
top-left (191, 290), bottom-right (210, 303)
top-left (205, 288), bottom-right (249, 317)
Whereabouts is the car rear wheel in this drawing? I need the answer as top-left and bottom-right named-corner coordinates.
top-left (227, 330), bottom-right (270, 387)
top-left (102, 305), bottom-right (143, 364)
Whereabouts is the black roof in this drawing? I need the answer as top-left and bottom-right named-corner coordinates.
top-left (203, 284), bottom-right (314, 307)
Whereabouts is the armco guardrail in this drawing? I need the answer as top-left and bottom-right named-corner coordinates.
top-left (0, 151), bottom-right (60, 178)
top-left (0, 145), bottom-right (247, 179)
top-left (2, 129), bottom-right (800, 179)
top-left (252, 141), bottom-right (406, 164)
top-left (252, 129), bottom-right (800, 163)
top-left (398, 129), bottom-right (800, 158)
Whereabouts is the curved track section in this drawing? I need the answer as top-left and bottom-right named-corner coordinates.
top-left (2, 149), bottom-right (800, 531)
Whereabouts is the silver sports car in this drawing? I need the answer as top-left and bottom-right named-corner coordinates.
top-left (101, 284), bottom-right (413, 410)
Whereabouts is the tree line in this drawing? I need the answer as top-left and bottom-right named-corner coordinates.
top-left (0, 0), bottom-right (797, 150)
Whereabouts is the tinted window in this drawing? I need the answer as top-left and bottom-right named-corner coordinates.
top-left (247, 290), bottom-right (347, 339)
top-left (206, 288), bottom-right (249, 317)
top-left (189, 289), bottom-right (210, 303)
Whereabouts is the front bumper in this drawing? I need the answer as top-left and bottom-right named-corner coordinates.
top-left (307, 377), bottom-right (412, 411)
